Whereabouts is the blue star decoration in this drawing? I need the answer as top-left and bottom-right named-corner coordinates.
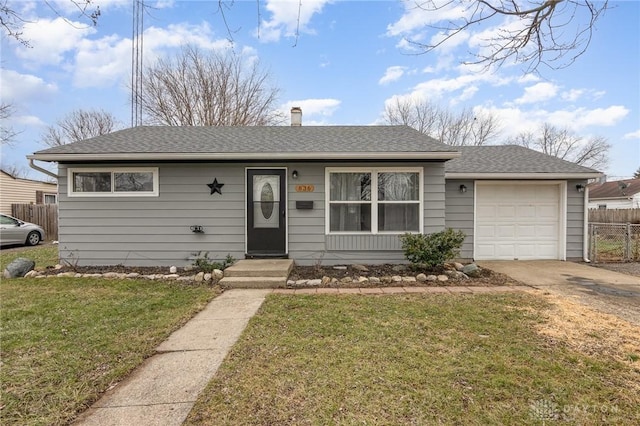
top-left (207, 178), bottom-right (224, 195)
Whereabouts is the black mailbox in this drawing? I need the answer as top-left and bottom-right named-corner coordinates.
top-left (296, 201), bottom-right (314, 210)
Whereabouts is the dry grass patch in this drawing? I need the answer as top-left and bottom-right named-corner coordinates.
top-left (187, 293), bottom-right (639, 425)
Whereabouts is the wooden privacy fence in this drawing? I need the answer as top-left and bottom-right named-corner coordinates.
top-left (588, 208), bottom-right (640, 224)
top-left (11, 204), bottom-right (58, 241)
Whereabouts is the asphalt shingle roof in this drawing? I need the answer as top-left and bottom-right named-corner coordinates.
top-left (444, 145), bottom-right (600, 175)
top-left (588, 178), bottom-right (640, 199)
top-left (32, 125), bottom-right (453, 155)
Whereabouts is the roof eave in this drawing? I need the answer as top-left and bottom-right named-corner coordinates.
top-left (445, 172), bottom-right (603, 180)
top-left (28, 151), bottom-right (461, 162)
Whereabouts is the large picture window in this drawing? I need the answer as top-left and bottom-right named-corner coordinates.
top-left (327, 168), bottom-right (422, 234)
top-left (68, 168), bottom-right (158, 196)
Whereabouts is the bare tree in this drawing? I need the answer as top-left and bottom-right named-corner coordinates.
top-left (1, 163), bottom-right (29, 178)
top-left (1, 0), bottom-right (100, 46)
top-left (140, 46), bottom-right (283, 126)
top-left (508, 123), bottom-right (609, 169)
top-left (633, 167), bottom-right (640, 180)
top-left (404, 0), bottom-right (610, 72)
top-left (383, 97), bottom-right (501, 146)
top-left (1, 102), bottom-right (20, 145)
top-left (41, 108), bottom-right (120, 147)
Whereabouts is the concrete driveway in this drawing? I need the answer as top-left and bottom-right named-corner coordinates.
top-left (479, 260), bottom-right (640, 326)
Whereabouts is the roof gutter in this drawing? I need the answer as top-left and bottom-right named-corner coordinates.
top-left (445, 172), bottom-right (602, 180)
top-left (28, 151), bottom-right (461, 162)
top-left (29, 158), bottom-right (59, 180)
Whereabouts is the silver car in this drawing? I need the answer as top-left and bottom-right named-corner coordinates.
top-left (0, 214), bottom-right (45, 246)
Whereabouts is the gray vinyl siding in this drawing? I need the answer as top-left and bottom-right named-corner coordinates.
top-left (566, 179), bottom-right (587, 259)
top-left (58, 161), bottom-right (447, 266)
top-left (444, 179), bottom-right (474, 260)
top-left (58, 163), bottom-right (246, 266)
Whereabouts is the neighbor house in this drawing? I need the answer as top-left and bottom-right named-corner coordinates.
top-left (28, 112), bottom-right (600, 266)
top-left (0, 169), bottom-right (58, 216)
top-left (588, 178), bottom-right (640, 209)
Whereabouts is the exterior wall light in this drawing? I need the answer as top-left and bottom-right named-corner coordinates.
top-left (576, 184), bottom-right (585, 193)
top-left (292, 170), bottom-right (299, 179)
top-left (459, 184), bottom-right (467, 193)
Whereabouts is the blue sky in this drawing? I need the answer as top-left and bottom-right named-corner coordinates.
top-left (1, 0), bottom-right (639, 179)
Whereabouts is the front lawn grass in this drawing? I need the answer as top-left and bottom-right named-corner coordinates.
top-left (187, 293), bottom-right (639, 425)
top-left (1, 277), bottom-right (217, 425)
top-left (0, 244), bottom-right (59, 271)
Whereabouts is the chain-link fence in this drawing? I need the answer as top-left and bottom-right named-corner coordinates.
top-left (588, 223), bottom-right (640, 262)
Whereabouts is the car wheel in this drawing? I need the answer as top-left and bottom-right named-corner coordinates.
top-left (26, 231), bottom-right (41, 246)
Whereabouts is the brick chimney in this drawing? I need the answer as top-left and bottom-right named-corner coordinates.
top-left (291, 107), bottom-right (302, 126)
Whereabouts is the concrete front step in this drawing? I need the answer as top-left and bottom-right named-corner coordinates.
top-left (224, 259), bottom-right (294, 278)
top-left (219, 276), bottom-right (287, 289)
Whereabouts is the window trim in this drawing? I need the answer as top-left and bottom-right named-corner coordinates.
top-left (68, 167), bottom-right (159, 197)
top-left (325, 167), bottom-right (423, 235)
top-left (43, 193), bottom-right (58, 204)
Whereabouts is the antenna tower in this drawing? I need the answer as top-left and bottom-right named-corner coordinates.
top-left (131, 0), bottom-right (144, 127)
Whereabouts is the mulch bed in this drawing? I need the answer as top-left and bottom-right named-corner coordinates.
top-left (288, 263), bottom-right (521, 287)
top-left (43, 263), bottom-right (522, 287)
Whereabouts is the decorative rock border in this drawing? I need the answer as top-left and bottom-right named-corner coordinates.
top-left (23, 267), bottom-right (225, 283)
top-left (16, 262), bottom-right (484, 289)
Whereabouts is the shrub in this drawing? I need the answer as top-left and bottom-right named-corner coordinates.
top-left (400, 229), bottom-right (466, 268)
top-left (191, 252), bottom-right (236, 273)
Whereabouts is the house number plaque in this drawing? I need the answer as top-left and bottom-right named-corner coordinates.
top-left (295, 184), bottom-right (315, 192)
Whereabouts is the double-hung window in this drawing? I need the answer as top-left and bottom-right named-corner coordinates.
top-left (327, 168), bottom-right (422, 234)
top-left (68, 168), bottom-right (159, 196)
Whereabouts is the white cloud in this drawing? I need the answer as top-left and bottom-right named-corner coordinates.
top-left (15, 17), bottom-right (96, 66)
top-left (515, 82), bottom-right (559, 104)
top-left (258, 0), bottom-right (333, 42)
top-left (379, 66), bottom-right (406, 85)
top-left (280, 99), bottom-right (341, 121)
top-left (72, 22), bottom-right (231, 88)
top-left (561, 89), bottom-right (584, 102)
top-left (623, 129), bottom-right (640, 139)
top-left (387, 1), bottom-right (468, 36)
top-left (0, 69), bottom-right (58, 103)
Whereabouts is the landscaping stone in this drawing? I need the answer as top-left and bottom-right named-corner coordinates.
top-left (381, 276), bottom-right (393, 283)
top-left (287, 280), bottom-right (296, 287)
top-left (126, 273), bottom-right (140, 278)
top-left (356, 276), bottom-right (369, 284)
top-left (437, 275), bottom-right (449, 282)
top-left (204, 273), bottom-right (212, 282)
top-left (24, 270), bottom-right (39, 278)
top-left (56, 272), bottom-right (76, 277)
top-left (3, 258), bottom-right (36, 278)
top-left (392, 265), bottom-right (407, 272)
top-left (369, 276), bottom-right (381, 284)
top-left (340, 277), bottom-right (353, 283)
top-left (462, 263), bottom-right (481, 277)
top-left (391, 275), bottom-right (402, 282)
top-left (213, 269), bottom-right (224, 280)
top-left (177, 276), bottom-right (193, 282)
top-left (454, 262), bottom-right (465, 271)
top-left (164, 274), bottom-right (180, 279)
top-left (183, 265), bottom-right (194, 272)
top-left (102, 272), bottom-right (119, 278)
top-left (295, 279), bottom-right (308, 286)
top-left (169, 266), bottom-right (178, 274)
top-left (195, 272), bottom-right (205, 282)
top-left (308, 279), bottom-right (322, 286)
top-left (333, 266), bottom-right (347, 270)
top-left (402, 276), bottom-right (416, 282)
top-left (416, 273), bottom-right (427, 282)
top-left (321, 276), bottom-right (332, 285)
top-left (54, 264), bottom-right (63, 270)
top-left (353, 264), bottom-right (369, 272)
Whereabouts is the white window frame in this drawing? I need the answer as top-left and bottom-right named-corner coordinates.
top-left (68, 167), bottom-right (159, 197)
top-left (325, 167), bottom-right (423, 235)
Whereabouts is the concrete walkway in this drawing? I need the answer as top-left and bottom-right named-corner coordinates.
top-left (73, 289), bottom-right (271, 426)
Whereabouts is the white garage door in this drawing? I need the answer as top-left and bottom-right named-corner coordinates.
top-left (475, 183), bottom-right (562, 260)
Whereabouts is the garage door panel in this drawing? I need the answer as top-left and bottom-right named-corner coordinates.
top-left (497, 225), bottom-right (516, 237)
top-left (475, 183), bottom-right (561, 260)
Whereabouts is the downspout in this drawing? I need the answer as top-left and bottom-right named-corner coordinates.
top-left (583, 185), bottom-right (590, 263)
top-left (29, 159), bottom-right (59, 180)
